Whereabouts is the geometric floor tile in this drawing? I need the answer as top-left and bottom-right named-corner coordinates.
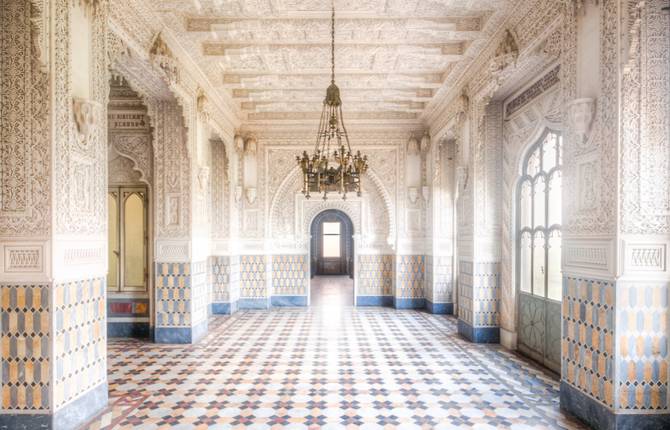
top-left (84, 307), bottom-right (588, 429)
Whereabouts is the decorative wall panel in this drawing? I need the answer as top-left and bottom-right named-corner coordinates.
top-left (272, 255), bottom-right (307, 296)
top-left (458, 261), bottom-right (474, 325)
top-left (616, 282), bottom-right (669, 410)
top-left (1, 284), bottom-right (50, 411)
top-left (396, 255), bottom-right (425, 299)
top-left (357, 255), bottom-right (394, 296)
top-left (562, 277), bottom-right (615, 408)
top-left (426, 255), bottom-right (453, 303)
top-left (472, 262), bottom-right (500, 327)
top-left (191, 261), bottom-right (208, 327)
top-left (151, 101), bottom-right (191, 240)
top-left (0, 1), bottom-right (50, 238)
top-left (210, 256), bottom-right (231, 303)
top-left (53, 277), bottom-right (107, 409)
top-left (240, 255), bottom-right (267, 299)
top-left (155, 262), bottom-right (191, 327)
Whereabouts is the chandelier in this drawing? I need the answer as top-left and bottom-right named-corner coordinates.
top-left (296, 1), bottom-right (368, 200)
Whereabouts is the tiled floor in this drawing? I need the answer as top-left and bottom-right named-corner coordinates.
top-left (84, 308), bottom-right (587, 429)
top-left (310, 276), bottom-right (354, 307)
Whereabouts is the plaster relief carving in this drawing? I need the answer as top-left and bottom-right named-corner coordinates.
top-left (490, 30), bottom-right (519, 76)
top-left (5, 247), bottom-right (42, 272)
top-left (149, 32), bottom-right (179, 84)
top-left (408, 187), bottom-right (419, 204)
top-left (72, 98), bottom-right (98, 142)
top-left (245, 187), bottom-right (257, 205)
top-left (566, 98), bottom-right (596, 146)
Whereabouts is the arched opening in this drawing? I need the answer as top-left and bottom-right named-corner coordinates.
top-left (310, 209), bottom-right (354, 307)
top-left (106, 75), bottom-right (153, 339)
top-left (515, 129), bottom-right (562, 372)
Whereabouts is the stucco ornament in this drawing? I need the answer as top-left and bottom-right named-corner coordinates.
top-left (567, 98), bottom-right (596, 146)
top-left (408, 187), bottom-right (419, 204)
top-left (420, 132), bottom-right (431, 153)
top-left (73, 97), bottom-right (98, 140)
top-left (407, 136), bottom-right (420, 155)
top-left (245, 187), bottom-right (257, 204)
top-left (245, 136), bottom-right (258, 155)
top-left (234, 134), bottom-right (245, 153)
top-left (490, 30), bottom-right (519, 76)
top-left (149, 32), bottom-right (179, 84)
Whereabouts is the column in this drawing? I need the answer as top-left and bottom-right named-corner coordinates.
top-left (1, 1), bottom-right (108, 427)
top-left (560, 1), bottom-right (670, 427)
top-left (457, 101), bottom-right (502, 343)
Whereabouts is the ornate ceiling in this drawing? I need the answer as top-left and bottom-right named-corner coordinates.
top-left (144, 0), bottom-right (514, 126)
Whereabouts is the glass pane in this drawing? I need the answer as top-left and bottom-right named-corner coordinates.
top-left (107, 193), bottom-right (119, 291)
top-left (548, 171), bottom-right (562, 226)
top-left (526, 147), bottom-right (540, 176)
top-left (533, 176), bottom-right (546, 228)
top-left (533, 231), bottom-right (546, 297)
top-left (323, 222), bottom-right (340, 235)
top-left (520, 180), bottom-right (532, 229)
top-left (520, 232), bottom-right (532, 293)
top-left (543, 133), bottom-right (558, 171)
top-left (123, 193), bottom-right (145, 290)
top-left (547, 231), bottom-right (562, 301)
top-left (323, 235), bottom-right (341, 258)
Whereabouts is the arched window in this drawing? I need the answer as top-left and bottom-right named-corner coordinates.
top-left (516, 130), bottom-right (562, 371)
top-left (517, 130), bottom-right (562, 300)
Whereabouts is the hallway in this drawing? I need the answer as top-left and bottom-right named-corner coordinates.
top-left (85, 309), bottom-right (586, 429)
top-left (310, 276), bottom-right (354, 308)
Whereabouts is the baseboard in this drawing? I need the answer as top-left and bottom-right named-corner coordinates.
top-left (457, 319), bottom-right (500, 343)
top-left (426, 301), bottom-right (454, 314)
top-left (271, 295), bottom-right (308, 307)
top-left (356, 296), bottom-right (394, 307)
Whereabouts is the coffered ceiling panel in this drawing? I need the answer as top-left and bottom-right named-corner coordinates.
top-left (147, 0), bottom-right (512, 124)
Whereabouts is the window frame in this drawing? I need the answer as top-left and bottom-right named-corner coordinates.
top-left (322, 221), bottom-right (342, 258)
top-left (515, 129), bottom-right (562, 302)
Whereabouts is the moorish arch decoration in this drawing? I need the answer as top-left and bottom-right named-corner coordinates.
top-left (269, 166), bottom-right (394, 247)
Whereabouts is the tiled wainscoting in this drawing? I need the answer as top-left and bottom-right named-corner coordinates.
top-left (560, 276), bottom-right (670, 429)
top-left (457, 261), bottom-right (500, 343)
top-left (1, 279), bottom-right (108, 429)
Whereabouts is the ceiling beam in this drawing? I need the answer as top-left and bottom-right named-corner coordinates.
top-left (185, 15), bottom-right (485, 30)
top-left (202, 42), bottom-right (468, 54)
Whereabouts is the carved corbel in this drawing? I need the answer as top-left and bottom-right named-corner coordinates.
top-left (567, 98), bottom-right (596, 146)
top-left (244, 135), bottom-right (258, 155)
top-left (196, 88), bottom-right (211, 122)
top-left (420, 131), bottom-right (431, 153)
top-left (149, 32), bottom-right (179, 85)
top-left (245, 187), bottom-right (257, 204)
top-left (407, 187), bottom-right (419, 204)
top-left (490, 29), bottom-right (519, 76)
top-left (407, 135), bottom-right (420, 155)
top-left (234, 133), bottom-right (245, 153)
top-left (73, 97), bottom-right (99, 140)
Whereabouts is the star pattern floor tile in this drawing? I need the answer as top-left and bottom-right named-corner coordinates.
top-left (83, 308), bottom-right (587, 429)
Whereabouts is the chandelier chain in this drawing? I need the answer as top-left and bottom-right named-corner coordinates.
top-left (331, 0), bottom-right (335, 84)
top-left (296, 0), bottom-right (368, 200)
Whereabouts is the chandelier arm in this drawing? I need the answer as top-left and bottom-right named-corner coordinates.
top-left (338, 104), bottom-right (354, 154)
top-left (315, 102), bottom-right (328, 154)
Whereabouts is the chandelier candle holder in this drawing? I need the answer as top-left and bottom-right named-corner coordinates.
top-left (297, 1), bottom-right (368, 200)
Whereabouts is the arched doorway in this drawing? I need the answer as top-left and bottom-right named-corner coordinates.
top-left (310, 210), bottom-right (354, 307)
